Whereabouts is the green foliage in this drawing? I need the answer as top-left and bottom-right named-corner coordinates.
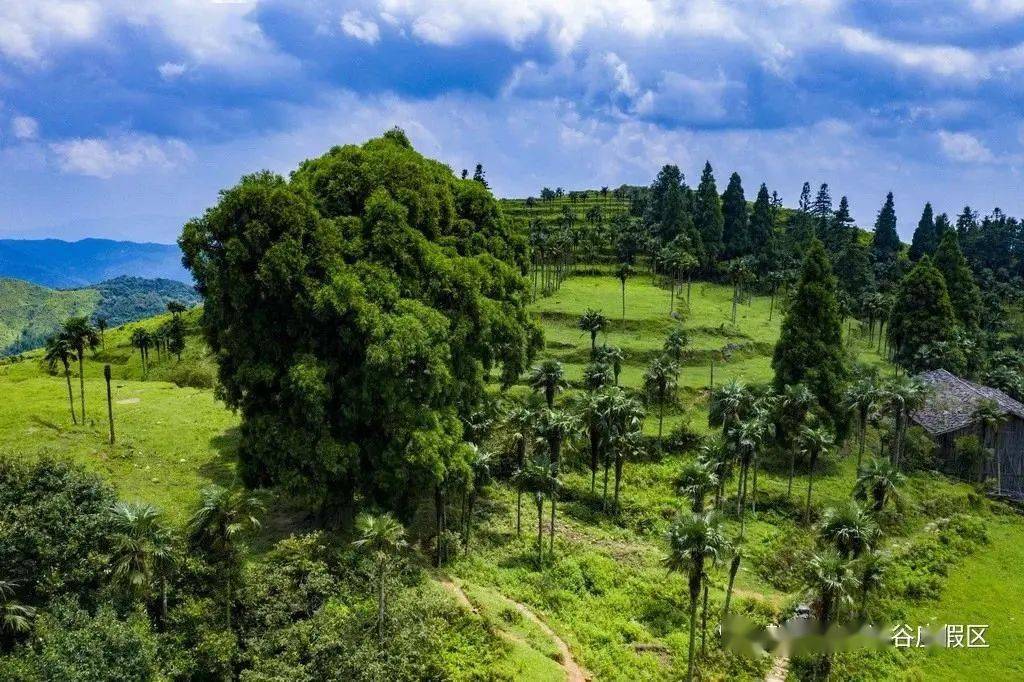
top-left (933, 232), bottom-right (982, 333)
top-left (772, 239), bottom-right (849, 433)
top-left (908, 202), bottom-right (936, 261)
top-left (179, 132), bottom-right (540, 518)
top-left (870, 192), bottom-right (901, 266)
top-left (888, 256), bottom-right (960, 372)
top-left (720, 172), bottom-right (749, 260)
top-left (693, 162), bottom-right (723, 266)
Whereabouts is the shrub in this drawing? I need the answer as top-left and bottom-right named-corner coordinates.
top-left (751, 524), bottom-right (815, 592)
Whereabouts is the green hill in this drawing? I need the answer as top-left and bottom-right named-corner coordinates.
top-left (0, 275), bottom-right (200, 356)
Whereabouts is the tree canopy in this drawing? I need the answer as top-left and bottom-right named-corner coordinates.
top-left (179, 131), bottom-right (541, 520)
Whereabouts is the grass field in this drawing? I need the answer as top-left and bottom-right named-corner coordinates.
top-left (1, 270), bottom-right (1022, 680)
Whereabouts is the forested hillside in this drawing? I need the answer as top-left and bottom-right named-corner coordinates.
top-left (0, 276), bottom-right (199, 355)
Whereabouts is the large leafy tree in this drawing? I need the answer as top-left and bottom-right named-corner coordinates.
top-left (180, 132), bottom-right (540, 522)
top-left (888, 257), bottom-right (959, 372)
top-left (933, 232), bottom-right (982, 334)
top-left (772, 239), bottom-right (849, 434)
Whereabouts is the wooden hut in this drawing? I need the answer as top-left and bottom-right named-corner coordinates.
top-left (911, 369), bottom-right (1024, 499)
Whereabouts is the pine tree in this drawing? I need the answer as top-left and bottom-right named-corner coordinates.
top-left (908, 202), bottom-right (936, 261)
top-left (888, 256), bottom-right (959, 372)
top-left (834, 238), bottom-right (874, 307)
top-left (933, 232), bottom-right (982, 333)
top-left (811, 183), bottom-right (833, 238)
top-left (693, 162), bottom-right (723, 267)
top-left (773, 239), bottom-right (849, 435)
top-left (472, 163), bottom-right (489, 188)
top-left (645, 165), bottom-right (700, 257)
top-left (955, 206), bottom-right (978, 240)
top-left (825, 196), bottom-right (854, 255)
top-left (870, 192), bottom-right (901, 265)
top-left (798, 182), bottom-right (812, 213)
top-left (934, 212), bottom-right (952, 242)
top-left (749, 183), bottom-right (777, 274)
top-left (721, 172), bottom-right (749, 260)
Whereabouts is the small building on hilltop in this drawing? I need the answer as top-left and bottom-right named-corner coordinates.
top-left (911, 369), bottom-right (1024, 499)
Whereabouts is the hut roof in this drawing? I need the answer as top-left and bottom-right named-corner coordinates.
top-left (911, 369), bottom-right (1024, 436)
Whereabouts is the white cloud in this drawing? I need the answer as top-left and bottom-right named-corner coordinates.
top-left (0, 2), bottom-right (101, 64)
top-left (937, 130), bottom-right (995, 163)
top-left (158, 61), bottom-right (187, 80)
top-left (50, 134), bottom-right (193, 178)
top-left (340, 10), bottom-right (380, 44)
top-left (11, 115), bottom-right (39, 140)
top-left (837, 27), bottom-right (986, 79)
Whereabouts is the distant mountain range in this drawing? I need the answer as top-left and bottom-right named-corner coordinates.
top-left (0, 275), bottom-right (201, 356)
top-left (0, 238), bottom-right (190, 288)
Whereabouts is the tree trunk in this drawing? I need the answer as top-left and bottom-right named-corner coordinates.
top-left (78, 353), bottom-right (86, 423)
top-left (64, 364), bottom-right (77, 424)
top-left (549, 492), bottom-right (556, 556)
top-left (857, 419), bottom-right (866, 472)
top-left (377, 560), bottom-right (386, 642)
top-left (105, 365), bottom-right (115, 444)
top-left (787, 448), bottom-right (795, 498)
top-left (613, 453), bottom-right (624, 514)
top-left (700, 582), bottom-right (709, 657)
top-left (723, 553), bottom-right (741, 621)
top-left (805, 453), bottom-right (817, 524)
top-left (536, 496), bottom-right (544, 566)
top-left (751, 455), bottom-right (759, 515)
top-left (687, 575), bottom-right (700, 682)
top-left (621, 281), bottom-right (626, 321)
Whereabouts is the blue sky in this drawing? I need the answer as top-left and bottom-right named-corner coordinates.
top-left (1, 1), bottom-right (1024, 243)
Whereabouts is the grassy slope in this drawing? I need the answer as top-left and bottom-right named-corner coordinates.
top-left (0, 277), bottom-right (100, 352)
top-left (0, 272), bottom-right (1022, 679)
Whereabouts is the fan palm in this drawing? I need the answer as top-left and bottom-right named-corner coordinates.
top-left (512, 458), bottom-right (558, 565)
top-left (616, 262), bottom-right (634, 322)
top-left (61, 316), bottom-right (99, 423)
top-left (643, 355), bottom-right (679, 447)
top-left (798, 424), bottom-right (834, 524)
top-left (778, 384), bottom-right (814, 497)
top-left (858, 549), bottom-right (887, 622)
top-left (818, 501), bottom-right (879, 559)
top-left (844, 377), bottom-right (880, 472)
top-left (665, 511), bottom-right (731, 682)
top-left (577, 308), bottom-right (607, 355)
top-left (880, 376), bottom-right (928, 469)
top-left (0, 580), bottom-right (35, 639)
top-left (187, 485), bottom-right (264, 626)
top-left (131, 328), bottom-right (152, 375)
top-left (353, 513), bottom-right (407, 640)
top-left (804, 549), bottom-right (859, 678)
top-left (709, 379), bottom-right (752, 435)
top-left (595, 344), bottom-right (624, 385)
top-left (463, 446), bottom-right (493, 550)
top-left (854, 457), bottom-right (906, 513)
top-left (44, 335), bottom-right (79, 424)
top-left (505, 403), bottom-right (535, 534)
top-left (530, 359), bottom-right (568, 408)
top-left (109, 502), bottom-right (177, 621)
top-left (575, 391), bottom-right (607, 494)
top-left (663, 327), bottom-right (689, 363)
top-left (676, 458), bottom-right (719, 513)
top-left (582, 360), bottom-right (613, 392)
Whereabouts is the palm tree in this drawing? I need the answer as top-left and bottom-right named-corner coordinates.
top-left (576, 391), bottom-right (607, 494)
top-left (582, 361), bottom-right (613, 392)
top-left (665, 511), bottom-right (730, 682)
top-left (44, 335), bottom-right (78, 424)
top-left (778, 384), bottom-right (814, 497)
top-left (535, 409), bottom-right (579, 554)
top-left (818, 501), bottom-right (879, 559)
top-left (858, 549), bottom-right (887, 622)
top-left (61, 316), bottom-right (99, 423)
top-left (766, 270), bottom-right (784, 322)
top-left (578, 308), bottom-right (607, 355)
top-left (463, 446), bottom-right (493, 551)
top-left (131, 328), bottom-right (152, 375)
top-left (94, 315), bottom-right (109, 348)
top-left (726, 258), bottom-right (752, 326)
top-left (804, 549), bottom-right (859, 678)
top-left (529, 359), bottom-right (568, 408)
top-left (505, 403), bottom-right (535, 534)
top-left (643, 355), bottom-right (678, 447)
top-left (352, 513), bottom-right (407, 641)
top-left (513, 458), bottom-right (558, 565)
top-left (798, 424), bottom-right (834, 525)
top-left (676, 458), bottom-right (719, 513)
top-left (974, 399), bottom-right (1008, 490)
top-left (880, 376), bottom-right (928, 469)
top-left (663, 326), bottom-right (689, 363)
top-left (708, 379), bottom-right (752, 435)
top-left (616, 263), bottom-right (634, 321)
top-left (0, 579), bottom-right (35, 641)
top-left (844, 378), bottom-right (880, 472)
top-left (729, 407), bottom-right (773, 538)
top-left (854, 458), bottom-right (905, 513)
top-left (186, 485), bottom-right (264, 626)
top-left (109, 502), bottom-right (176, 622)
top-left (595, 345), bottom-right (624, 386)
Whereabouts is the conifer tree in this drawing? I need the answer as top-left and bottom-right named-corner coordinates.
top-left (811, 183), bottom-right (833, 237)
top-left (721, 172), bottom-right (749, 260)
top-left (870, 192), bottom-right (901, 265)
top-left (934, 212), bottom-right (952, 242)
top-left (908, 202), bottom-right (936, 261)
top-left (749, 183), bottom-right (777, 274)
top-left (825, 196), bottom-right (854, 255)
top-left (888, 256), bottom-right (959, 372)
top-left (693, 162), bottom-right (724, 267)
top-left (933, 232), bottom-right (982, 334)
top-left (955, 206), bottom-right (978, 240)
top-left (834, 238), bottom-right (874, 307)
top-left (772, 239), bottom-right (849, 435)
top-left (798, 182), bottom-right (812, 213)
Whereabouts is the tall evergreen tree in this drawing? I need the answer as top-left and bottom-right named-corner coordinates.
top-left (825, 196), bottom-right (854, 255)
top-left (772, 239), bottom-right (849, 435)
top-left (749, 183), bottom-right (777, 274)
top-left (870, 192), bottom-right (901, 265)
top-left (798, 182), bottom-right (812, 213)
top-left (693, 162), bottom-right (723, 267)
top-left (811, 183), bottom-right (833, 238)
top-left (934, 212), bottom-right (952, 242)
top-left (955, 206), bottom-right (978, 241)
top-left (645, 165), bottom-right (700, 257)
top-left (908, 202), bottom-right (936, 261)
top-left (721, 172), bottom-right (749, 260)
top-left (888, 257), bottom-right (959, 372)
top-left (933, 232), bottom-right (982, 334)
top-left (788, 181), bottom-right (816, 255)
top-left (834, 238), bottom-right (874, 308)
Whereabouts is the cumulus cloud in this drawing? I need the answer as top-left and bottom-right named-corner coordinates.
top-left (837, 27), bottom-right (986, 79)
top-left (11, 115), bottom-right (39, 140)
top-left (0, 2), bottom-right (101, 63)
top-left (50, 134), bottom-right (193, 178)
top-left (158, 61), bottom-right (187, 80)
top-left (937, 130), bottom-right (995, 163)
top-left (340, 10), bottom-right (380, 44)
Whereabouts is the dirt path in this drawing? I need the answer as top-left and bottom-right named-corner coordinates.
top-left (438, 575), bottom-right (589, 682)
top-left (765, 655), bottom-right (789, 681)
